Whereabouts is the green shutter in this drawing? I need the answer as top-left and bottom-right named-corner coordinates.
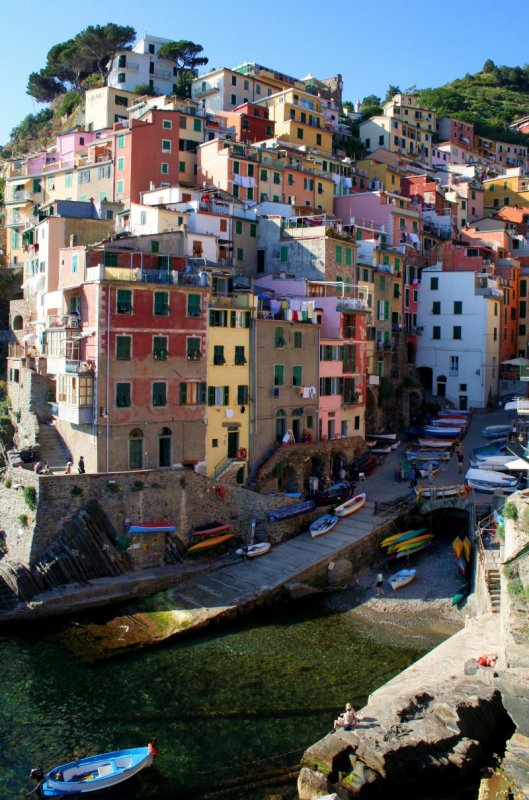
top-left (292, 366), bottom-right (302, 386)
top-left (199, 382), bottom-right (207, 404)
top-left (116, 336), bottom-right (131, 360)
top-left (384, 301), bottom-right (389, 320)
top-left (237, 385), bottom-right (248, 404)
top-left (208, 386), bottom-right (215, 406)
top-left (154, 291), bottom-right (169, 315)
top-left (151, 240), bottom-right (159, 253)
top-left (223, 386), bottom-right (229, 405)
top-left (180, 383), bottom-right (187, 405)
top-left (280, 245), bottom-right (288, 263)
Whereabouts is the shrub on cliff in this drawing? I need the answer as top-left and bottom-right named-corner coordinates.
top-left (23, 486), bottom-right (37, 511)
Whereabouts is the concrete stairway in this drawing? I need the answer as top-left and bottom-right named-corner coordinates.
top-left (38, 422), bottom-right (72, 471)
top-left (487, 568), bottom-right (501, 613)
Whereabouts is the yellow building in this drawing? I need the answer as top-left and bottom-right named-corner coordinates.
top-left (256, 88), bottom-right (333, 154)
top-left (356, 157), bottom-right (402, 194)
top-left (360, 93), bottom-right (436, 165)
top-left (206, 285), bottom-right (253, 478)
top-left (482, 173), bottom-right (529, 214)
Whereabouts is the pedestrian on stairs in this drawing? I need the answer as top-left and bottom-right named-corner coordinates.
top-left (78, 456), bottom-right (85, 474)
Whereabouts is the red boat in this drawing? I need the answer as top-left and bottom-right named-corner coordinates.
top-left (191, 521), bottom-right (232, 539)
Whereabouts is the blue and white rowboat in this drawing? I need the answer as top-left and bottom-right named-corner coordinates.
top-left (465, 467), bottom-right (517, 494)
top-left (31, 742), bottom-right (157, 797)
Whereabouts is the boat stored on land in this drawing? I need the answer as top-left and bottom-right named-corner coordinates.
top-left (310, 513), bottom-right (339, 538)
top-left (389, 540), bottom-right (432, 559)
top-left (405, 447), bottom-right (452, 461)
top-left (313, 482), bottom-right (352, 506)
top-left (482, 424), bottom-right (512, 439)
top-left (388, 568), bottom-right (416, 590)
top-left (469, 455), bottom-right (513, 472)
top-left (423, 425), bottom-right (462, 438)
top-left (267, 499), bottom-right (317, 521)
top-left (191, 521), bottom-right (232, 539)
top-left (465, 467), bottom-right (518, 494)
top-left (187, 532), bottom-right (235, 554)
top-left (235, 542), bottom-right (271, 558)
top-left (388, 533), bottom-right (434, 555)
top-left (418, 438), bottom-right (458, 448)
top-left (128, 523), bottom-right (176, 534)
top-left (31, 742), bottom-right (157, 797)
top-left (334, 492), bottom-right (367, 518)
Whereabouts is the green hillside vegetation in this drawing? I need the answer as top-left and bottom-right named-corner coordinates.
top-left (416, 60), bottom-right (529, 145)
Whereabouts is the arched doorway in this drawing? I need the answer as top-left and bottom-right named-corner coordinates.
top-left (278, 465), bottom-right (298, 493)
top-left (276, 409), bottom-right (287, 442)
top-left (129, 428), bottom-right (144, 470)
top-left (436, 374), bottom-right (447, 398)
top-left (416, 366), bottom-right (433, 393)
top-left (158, 426), bottom-right (172, 467)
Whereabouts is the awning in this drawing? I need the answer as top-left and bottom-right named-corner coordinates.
top-left (502, 357), bottom-right (529, 366)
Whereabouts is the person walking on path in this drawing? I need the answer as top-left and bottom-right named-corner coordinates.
top-left (376, 572), bottom-right (384, 595)
top-left (427, 462), bottom-right (434, 485)
top-left (408, 466), bottom-right (417, 496)
top-left (78, 456), bottom-right (86, 474)
top-left (457, 450), bottom-right (464, 474)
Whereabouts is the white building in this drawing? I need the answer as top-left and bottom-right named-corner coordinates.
top-left (416, 265), bottom-right (502, 409)
top-left (107, 35), bottom-right (179, 96)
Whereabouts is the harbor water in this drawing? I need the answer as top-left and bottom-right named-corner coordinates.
top-left (0, 594), bottom-right (464, 800)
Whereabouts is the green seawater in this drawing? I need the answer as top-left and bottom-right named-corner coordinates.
top-left (0, 598), bottom-right (459, 799)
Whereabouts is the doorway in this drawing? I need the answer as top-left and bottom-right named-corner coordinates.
top-left (228, 430), bottom-right (239, 458)
top-left (158, 427), bottom-right (172, 467)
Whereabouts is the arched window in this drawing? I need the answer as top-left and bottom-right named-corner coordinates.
top-left (159, 426), bottom-right (171, 468)
top-left (276, 409), bottom-right (287, 441)
top-left (12, 315), bottom-right (23, 331)
top-left (129, 428), bottom-right (143, 470)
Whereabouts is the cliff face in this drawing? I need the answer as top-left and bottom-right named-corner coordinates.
top-left (299, 678), bottom-right (514, 798)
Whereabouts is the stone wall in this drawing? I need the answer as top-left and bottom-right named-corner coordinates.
top-left (0, 465), bottom-right (322, 567)
top-left (8, 366), bottom-right (53, 451)
top-left (256, 436), bottom-right (367, 494)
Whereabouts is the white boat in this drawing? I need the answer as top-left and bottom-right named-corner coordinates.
top-left (368, 432), bottom-right (398, 441)
top-left (469, 455), bottom-right (513, 472)
top-left (465, 467), bottom-right (518, 494)
top-left (415, 484), bottom-right (462, 499)
top-left (334, 492), bottom-right (367, 518)
top-left (482, 424), bottom-right (512, 439)
top-left (388, 568), bottom-right (416, 590)
top-left (310, 513), bottom-right (339, 538)
top-left (435, 417), bottom-right (468, 427)
top-left (418, 438), bottom-right (457, 448)
top-left (235, 542), bottom-right (271, 558)
top-left (423, 425), bottom-right (462, 438)
top-left (439, 408), bottom-right (470, 417)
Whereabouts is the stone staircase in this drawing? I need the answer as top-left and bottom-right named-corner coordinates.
top-left (38, 422), bottom-right (72, 471)
top-left (487, 568), bottom-right (501, 613)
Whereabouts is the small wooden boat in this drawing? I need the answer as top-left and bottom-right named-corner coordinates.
top-left (465, 467), bottom-right (518, 494)
top-left (334, 492), bottom-right (367, 518)
top-left (367, 444), bottom-right (392, 454)
top-left (191, 521), bottom-right (232, 539)
top-left (482, 424), bottom-right (512, 439)
top-left (31, 742), bottom-right (157, 797)
top-left (310, 513), bottom-right (339, 538)
top-left (405, 448), bottom-right (451, 462)
top-left (350, 455), bottom-right (378, 474)
top-left (128, 523), bottom-right (176, 534)
top-left (187, 532), bottom-right (235, 554)
top-left (388, 568), bottom-right (416, 590)
top-left (418, 438), bottom-right (457, 448)
top-left (267, 499), bottom-right (317, 521)
top-left (367, 432), bottom-right (398, 441)
top-left (423, 425), bottom-right (462, 438)
top-left (235, 542), bottom-right (271, 558)
top-left (415, 484), bottom-right (461, 499)
top-left (469, 455), bottom-right (512, 472)
top-left (472, 443), bottom-right (507, 456)
top-left (313, 481), bottom-right (351, 506)
top-left (434, 416), bottom-right (468, 426)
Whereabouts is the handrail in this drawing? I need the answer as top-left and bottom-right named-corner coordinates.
top-left (214, 454), bottom-right (231, 480)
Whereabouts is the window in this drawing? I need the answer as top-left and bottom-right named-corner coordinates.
top-left (292, 365), bottom-right (302, 386)
top-left (117, 133), bottom-right (125, 148)
top-left (231, 94), bottom-right (236, 105)
top-left (433, 326), bottom-right (441, 340)
top-left (116, 382), bottom-right (131, 407)
top-left (117, 72), bottom-right (126, 83)
top-left (274, 365), bottom-right (285, 386)
top-left (208, 386), bottom-right (230, 406)
top-left (336, 245), bottom-right (342, 265)
top-left (180, 381), bottom-right (206, 405)
top-left (260, 168), bottom-right (268, 181)
top-left (187, 293), bottom-right (201, 317)
top-left (154, 291), bottom-right (169, 316)
top-left (161, 162), bottom-right (169, 174)
top-left (151, 240), bottom-right (159, 253)
top-left (193, 119), bottom-right (201, 132)
top-left (294, 331), bottom-right (302, 349)
top-left (235, 220), bottom-right (242, 234)
top-left (430, 277), bottom-right (439, 290)
top-left (64, 173), bottom-right (73, 188)
top-left (117, 157), bottom-right (125, 171)
top-left (453, 326), bottom-right (462, 340)
top-left (432, 301), bottom-right (440, 315)
top-left (250, 223), bottom-right (256, 237)
top-left (237, 385), bottom-right (249, 404)
top-left (116, 335), bottom-right (131, 361)
top-left (115, 95), bottom-right (128, 107)
top-left (187, 337), bottom-right (201, 361)
top-left (274, 327), bottom-right (286, 347)
top-left (297, 128), bottom-right (304, 140)
top-left (116, 289), bottom-right (132, 314)
top-left (213, 345), bottom-right (226, 365)
top-left (162, 139), bottom-right (171, 152)
top-left (450, 356), bottom-right (459, 375)
top-left (152, 382), bottom-right (167, 406)
top-left (116, 179), bottom-right (124, 195)
top-left (280, 245), bottom-right (288, 263)
top-left (454, 301), bottom-right (463, 314)
top-left (237, 247), bottom-right (243, 261)
top-left (234, 346), bottom-right (246, 365)
top-left (209, 309), bottom-right (228, 327)
top-left (233, 161), bottom-right (240, 175)
top-left (163, 119), bottom-right (172, 129)
top-left (179, 161), bottom-right (185, 173)
top-left (273, 172), bottom-right (281, 184)
top-left (153, 336), bottom-right (168, 360)
top-left (72, 254), bottom-right (78, 274)
top-left (231, 75), bottom-right (237, 86)
top-left (140, 211), bottom-right (147, 225)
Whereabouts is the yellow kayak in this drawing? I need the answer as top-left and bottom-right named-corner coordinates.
top-left (452, 536), bottom-right (464, 559)
top-left (381, 529), bottom-right (414, 548)
top-left (388, 533), bottom-right (434, 554)
top-left (187, 532), bottom-right (235, 554)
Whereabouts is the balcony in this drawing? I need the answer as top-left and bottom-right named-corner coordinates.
top-left (209, 293), bottom-right (251, 309)
top-left (336, 298), bottom-right (368, 312)
top-left (7, 191), bottom-right (33, 205)
top-left (56, 403), bottom-right (94, 424)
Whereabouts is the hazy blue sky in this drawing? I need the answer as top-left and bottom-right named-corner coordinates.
top-left (3, 0), bottom-right (529, 146)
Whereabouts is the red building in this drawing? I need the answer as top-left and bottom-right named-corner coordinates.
top-left (219, 102), bottom-right (275, 143)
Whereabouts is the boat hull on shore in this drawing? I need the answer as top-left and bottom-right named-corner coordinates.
top-left (388, 568), bottom-right (416, 590)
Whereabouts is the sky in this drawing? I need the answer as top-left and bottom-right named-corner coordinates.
top-left (2, 0), bottom-right (529, 146)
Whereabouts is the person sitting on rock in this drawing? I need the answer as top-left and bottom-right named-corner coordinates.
top-left (334, 703), bottom-right (357, 731)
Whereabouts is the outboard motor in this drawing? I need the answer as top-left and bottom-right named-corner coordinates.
top-left (29, 767), bottom-right (44, 781)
